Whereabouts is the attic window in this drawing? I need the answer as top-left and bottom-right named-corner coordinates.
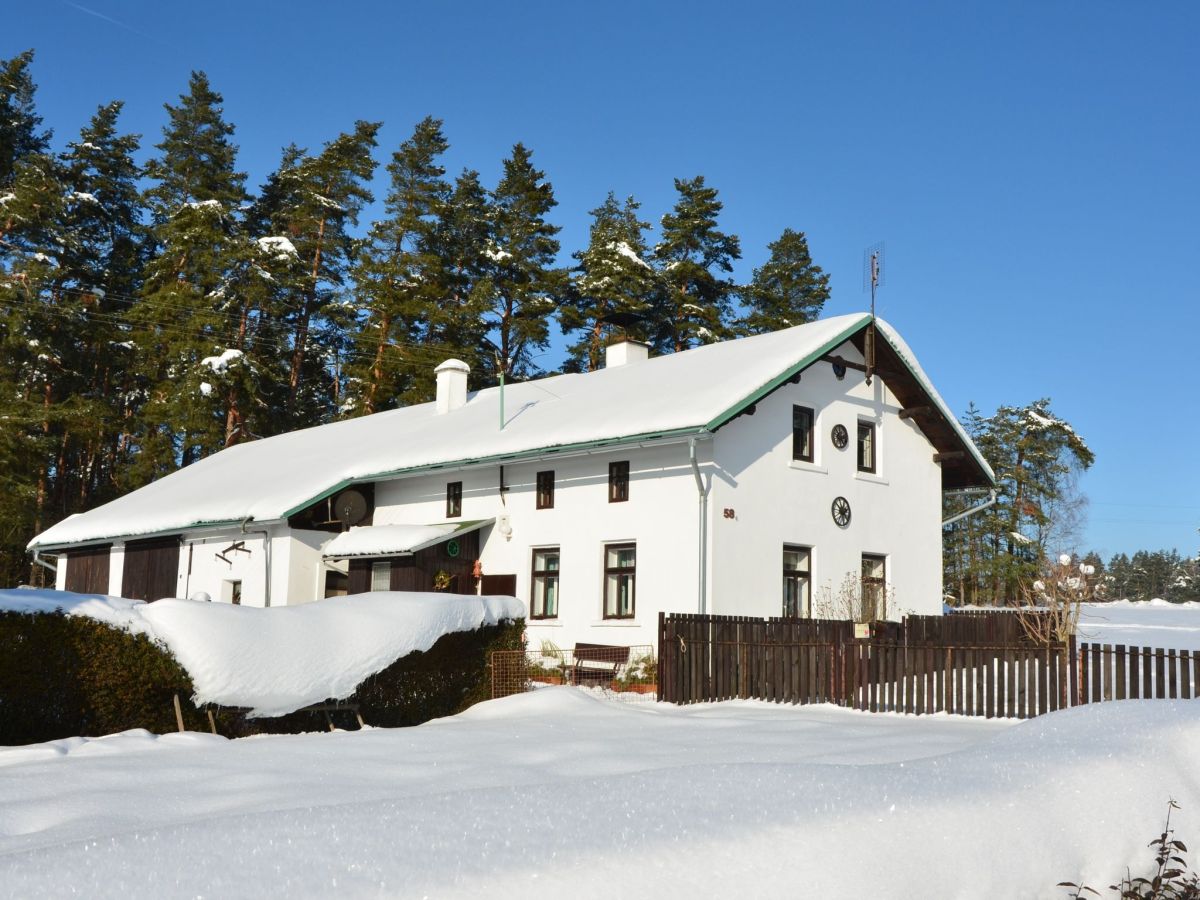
top-left (792, 405), bottom-right (814, 463)
top-left (446, 481), bottom-right (462, 518)
top-left (857, 422), bottom-right (876, 473)
top-left (536, 470), bottom-right (555, 510)
top-left (608, 461), bottom-right (629, 503)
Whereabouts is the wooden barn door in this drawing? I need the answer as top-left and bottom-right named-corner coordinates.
top-left (121, 536), bottom-right (181, 601)
top-left (63, 544), bottom-right (112, 594)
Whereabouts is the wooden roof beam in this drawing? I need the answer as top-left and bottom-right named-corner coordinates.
top-left (899, 405), bottom-right (933, 420)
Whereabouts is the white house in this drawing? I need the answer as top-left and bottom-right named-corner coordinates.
top-left (29, 313), bottom-right (994, 650)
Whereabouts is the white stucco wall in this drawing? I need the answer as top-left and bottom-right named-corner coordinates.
top-left (708, 340), bottom-right (944, 621)
top-left (374, 441), bottom-right (705, 650)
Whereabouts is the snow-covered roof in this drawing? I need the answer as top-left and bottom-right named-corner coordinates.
top-left (30, 313), bottom-right (993, 549)
top-left (324, 520), bottom-right (493, 559)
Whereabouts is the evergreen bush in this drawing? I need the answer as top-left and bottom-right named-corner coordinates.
top-left (0, 609), bottom-right (525, 745)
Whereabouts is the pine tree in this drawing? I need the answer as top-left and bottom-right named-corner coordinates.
top-left (738, 228), bottom-right (829, 334)
top-left (482, 143), bottom-right (563, 381)
top-left (561, 193), bottom-right (658, 372)
top-left (942, 399), bottom-right (1095, 605)
top-left (53, 102), bottom-right (146, 511)
top-left (346, 117), bottom-right (453, 414)
top-left (0, 50), bottom-right (49, 189)
top-left (132, 71), bottom-right (251, 479)
top-left (651, 176), bottom-right (740, 353)
top-left (264, 121), bottom-right (381, 426)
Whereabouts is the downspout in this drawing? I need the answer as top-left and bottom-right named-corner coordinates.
top-left (241, 518), bottom-right (272, 607)
top-left (689, 435), bottom-right (710, 614)
top-left (32, 550), bottom-right (57, 576)
top-left (942, 489), bottom-right (997, 527)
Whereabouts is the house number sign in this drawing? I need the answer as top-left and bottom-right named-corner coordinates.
top-left (722, 508), bottom-right (736, 519)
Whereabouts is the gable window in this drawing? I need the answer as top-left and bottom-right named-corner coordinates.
top-left (608, 461), bottom-right (629, 503)
top-left (446, 481), bottom-right (462, 518)
top-left (530, 548), bottom-right (560, 619)
top-left (782, 546), bottom-right (811, 618)
top-left (371, 560), bottom-right (391, 592)
top-left (792, 405), bottom-right (814, 463)
top-left (857, 421), bottom-right (876, 473)
top-left (536, 470), bottom-right (555, 510)
top-left (861, 554), bottom-right (886, 621)
top-left (603, 543), bottom-right (636, 618)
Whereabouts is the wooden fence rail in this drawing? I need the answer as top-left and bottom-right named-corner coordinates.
top-left (659, 612), bottom-right (1195, 718)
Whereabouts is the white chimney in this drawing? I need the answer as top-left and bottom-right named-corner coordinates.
top-left (604, 340), bottom-right (650, 368)
top-left (434, 359), bottom-right (470, 414)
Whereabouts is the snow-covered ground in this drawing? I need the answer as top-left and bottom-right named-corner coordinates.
top-left (3, 689), bottom-right (1199, 898)
top-left (1078, 600), bottom-right (1200, 651)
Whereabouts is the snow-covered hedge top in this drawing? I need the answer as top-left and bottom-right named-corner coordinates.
top-left (0, 589), bottom-right (524, 717)
top-left (30, 313), bottom-right (991, 548)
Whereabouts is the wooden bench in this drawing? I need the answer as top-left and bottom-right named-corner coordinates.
top-left (570, 643), bottom-right (630, 687)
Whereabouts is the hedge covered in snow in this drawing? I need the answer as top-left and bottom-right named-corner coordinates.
top-left (0, 590), bottom-right (525, 745)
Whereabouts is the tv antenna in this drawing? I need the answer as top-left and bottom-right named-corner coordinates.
top-left (862, 241), bottom-right (885, 385)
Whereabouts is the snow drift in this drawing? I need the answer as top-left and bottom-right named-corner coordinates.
top-left (0, 589), bottom-right (524, 716)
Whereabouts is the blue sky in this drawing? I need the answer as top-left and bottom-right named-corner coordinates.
top-left (8, 1), bottom-right (1199, 558)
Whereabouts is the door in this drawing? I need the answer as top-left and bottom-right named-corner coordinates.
top-left (64, 544), bottom-right (112, 594)
top-left (480, 574), bottom-right (517, 597)
top-left (121, 536), bottom-right (181, 601)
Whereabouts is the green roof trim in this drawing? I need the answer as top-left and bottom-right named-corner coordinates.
top-left (704, 315), bottom-right (870, 432)
top-left (280, 425), bottom-right (711, 520)
top-left (30, 518), bottom-right (249, 552)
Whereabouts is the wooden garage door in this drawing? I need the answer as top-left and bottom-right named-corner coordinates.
top-left (63, 544), bottom-right (112, 594)
top-left (121, 536), bottom-right (181, 601)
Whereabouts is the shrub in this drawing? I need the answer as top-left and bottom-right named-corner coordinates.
top-left (1060, 801), bottom-right (1200, 899)
top-left (0, 611), bottom-right (202, 744)
top-left (0, 609), bottom-right (525, 744)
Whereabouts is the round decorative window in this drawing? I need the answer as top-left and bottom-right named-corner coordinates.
top-left (831, 496), bottom-right (852, 527)
top-left (446, 539), bottom-right (461, 558)
top-left (831, 424), bottom-right (849, 450)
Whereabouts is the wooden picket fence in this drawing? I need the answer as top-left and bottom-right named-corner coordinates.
top-left (658, 612), bottom-right (1197, 718)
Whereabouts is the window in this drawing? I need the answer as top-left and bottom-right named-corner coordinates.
top-left (608, 461), bottom-right (629, 503)
top-left (530, 548), bottom-right (560, 618)
top-left (782, 546), bottom-right (811, 618)
top-left (792, 405), bottom-right (814, 462)
top-left (857, 421), bottom-right (876, 473)
top-left (371, 560), bottom-right (391, 592)
top-left (536, 470), bottom-right (555, 510)
top-left (861, 554), bottom-right (886, 621)
top-left (603, 543), bottom-right (636, 618)
top-left (222, 579), bottom-right (242, 605)
top-left (446, 481), bottom-right (462, 518)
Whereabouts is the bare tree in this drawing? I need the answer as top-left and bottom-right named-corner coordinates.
top-left (1017, 553), bottom-right (1096, 646)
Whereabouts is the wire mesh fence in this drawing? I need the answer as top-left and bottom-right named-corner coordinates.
top-left (491, 644), bottom-right (657, 702)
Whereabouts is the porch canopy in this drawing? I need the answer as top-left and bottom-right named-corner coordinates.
top-left (323, 519), bottom-right (493, 560)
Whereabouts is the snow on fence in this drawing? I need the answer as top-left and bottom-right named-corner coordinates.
top-left (657, 612), bottom-right (1198, 717)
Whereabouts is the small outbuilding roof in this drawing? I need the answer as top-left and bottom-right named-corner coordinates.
top-left (323, 520), bottom-right (493, 559)
top-left (30, 314), bottom-right (994, 550)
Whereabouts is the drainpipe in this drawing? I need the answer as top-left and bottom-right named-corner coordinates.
top-left (942, 490), bottom-right (997, 527)
top-left (32, 550), bottom-right (57, 576)
top-left (241, 518), bottom-right (272, 607)
top-left (688, 435), bottom-right (710, 614)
